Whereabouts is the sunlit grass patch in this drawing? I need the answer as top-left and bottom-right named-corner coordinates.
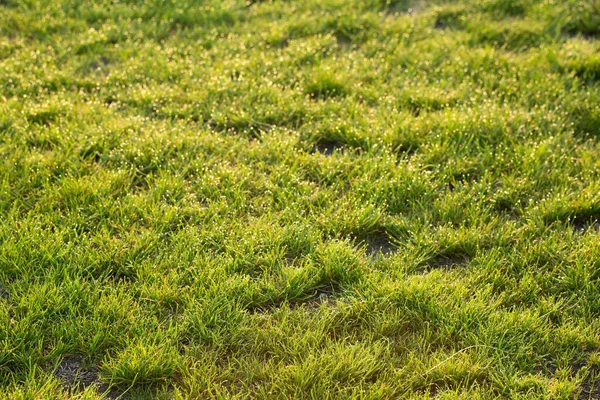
top-left (2, 0), bottom-right (600, 398)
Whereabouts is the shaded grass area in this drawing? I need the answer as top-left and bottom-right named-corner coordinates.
top-left (1, 0), bottom-right (600, 398)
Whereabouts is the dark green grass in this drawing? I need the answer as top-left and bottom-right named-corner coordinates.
top-left (1, 0), bottom-right (600, 398)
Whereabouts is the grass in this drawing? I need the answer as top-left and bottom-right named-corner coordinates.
top-left (1, 0), bottom-right (600, 398)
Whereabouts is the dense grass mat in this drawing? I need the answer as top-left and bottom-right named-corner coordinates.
top-left (1, 0), bottom-right (600, 398)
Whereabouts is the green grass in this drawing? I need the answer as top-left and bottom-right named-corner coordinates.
top-left (1, 0), bottom-right (600, 398)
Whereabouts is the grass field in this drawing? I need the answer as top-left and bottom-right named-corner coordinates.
top-left (1, 0), bottom-right (600, 398)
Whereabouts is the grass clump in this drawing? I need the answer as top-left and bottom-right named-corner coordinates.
top-left (100, 341), bottom-right (181, 388)
top-left (2, 0), bottom-right (600, 399)
top-left (305, 70), bottom-right (349, 100)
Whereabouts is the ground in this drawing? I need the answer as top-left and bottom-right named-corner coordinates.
top-left (1, 0), bottom-right (600, 398)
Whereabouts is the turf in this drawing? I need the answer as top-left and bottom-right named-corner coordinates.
top-left (1, 0), bottom-right (600, 398)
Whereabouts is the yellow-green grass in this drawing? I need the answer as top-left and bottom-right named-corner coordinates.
top-left (1, 0), bottom-right (600, 398)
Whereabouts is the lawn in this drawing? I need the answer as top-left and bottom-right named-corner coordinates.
top-left (1, 0), bottom-right (600, 398)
